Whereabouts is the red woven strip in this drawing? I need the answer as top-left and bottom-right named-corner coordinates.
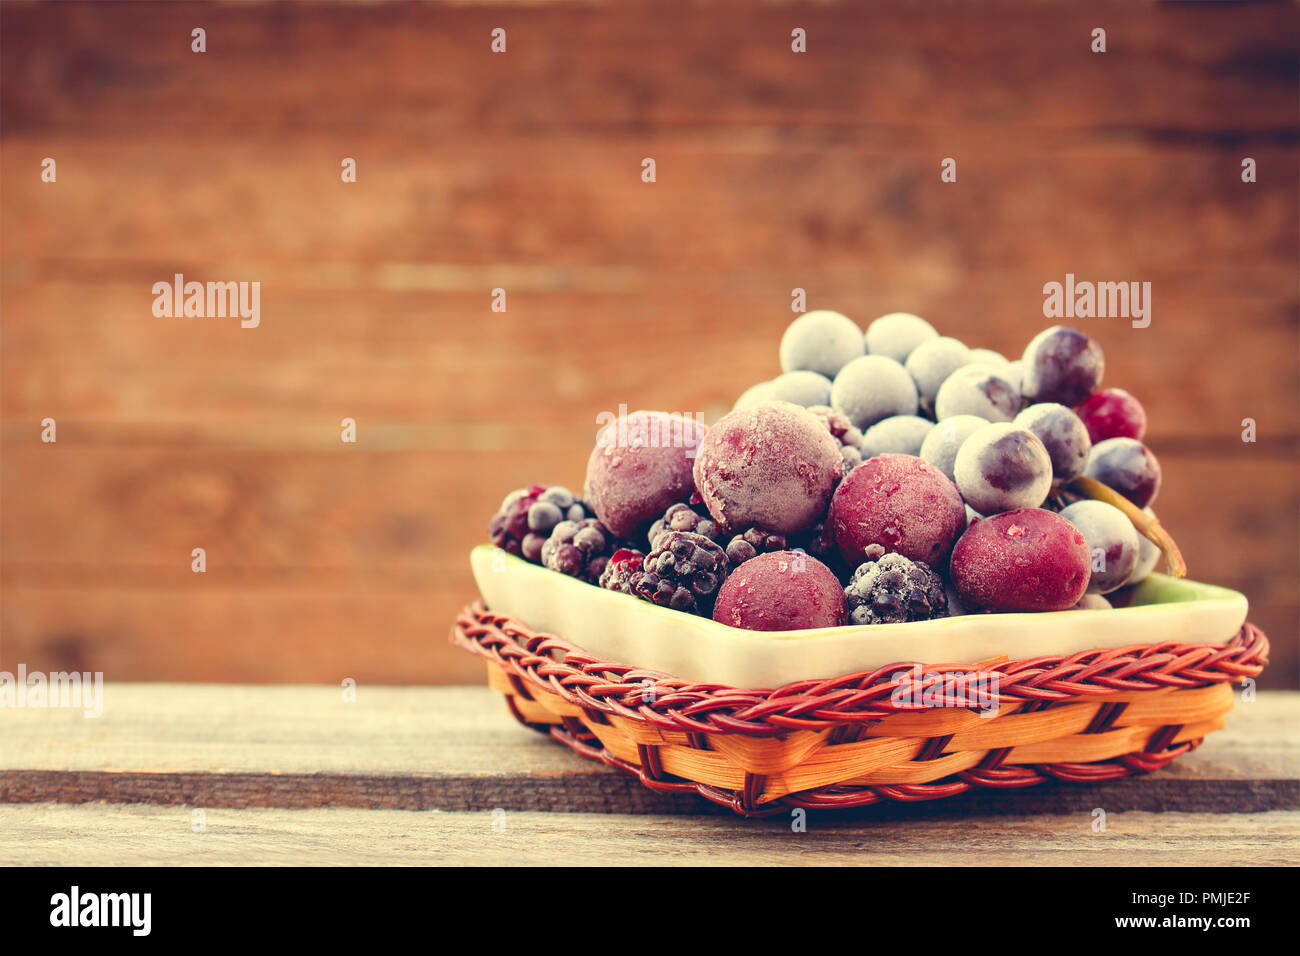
top-left (451, 603), bottom-right (1268, 735)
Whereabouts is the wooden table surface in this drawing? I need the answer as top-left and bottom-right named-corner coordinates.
top-left (2, 684), bottom-right (1296, 865)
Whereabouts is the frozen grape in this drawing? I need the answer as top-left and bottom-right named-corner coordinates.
top-left (934, 364), bottom-right (1020, 422)
top-left (949, 508), bottom-right (1091, 612)
top-left (1125, 507), bottom-right (1162, 585)
top-left (953, 423), bottom-right (1053, 515)
top-left (829, 453), bottom-right (966, 566)
top-left (864, 312), bottom-right (938, 363)
top-left (779, 309), bottom-right (865, 379)
top-left (712, 551), bottom-right (846, 631)
top-left (1084, 437), bottom-right (1162, 508)
top-left (585, 411), bottom-right (708, 539)
top-left (768, 370), bottom-right (833, 407)
top-left (904, 336), bottom-right (972, 412)
top-left (733, 380), bottom-right (776, 410)
top-left (1021, 325), bottom-right (1104, 406)
top-left (692, 401), bottom-right (842, 536)
top-left (1013, 403), bottom-right (1091, 483)
top-left (1059, 500), bottom-right (1139, 594)
top-left (830, 354), bottom-right (919, 430)
top-left (969, 348), bottom-right (1010, 367)
top-left (1003, 359), bottom-right (1025, 396)
top-left (1076, 387), bottom-right (1147, 444)
top-left (918, 414), bottom-right (988, 482)
top-left (861, 415), bottom-right (934, 458)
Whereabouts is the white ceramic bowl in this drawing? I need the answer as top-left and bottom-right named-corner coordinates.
top-left (469, 544), bottom-right (1248, 688)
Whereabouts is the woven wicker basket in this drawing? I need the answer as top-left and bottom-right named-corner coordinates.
top-left (452, 602), bottom-right (1268, 816)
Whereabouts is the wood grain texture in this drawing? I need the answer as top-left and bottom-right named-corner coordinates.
top-left (1, 1), bottom-right (1296, 685)
top-left (0, 685), bottom-right (1295, 815)
top-left (3, 804), bottom-right (1298, 866)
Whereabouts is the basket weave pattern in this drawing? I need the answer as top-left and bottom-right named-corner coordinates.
top-left (452, 601), bottom-right (1269, 816)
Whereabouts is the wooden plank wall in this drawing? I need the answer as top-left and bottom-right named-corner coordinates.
top-left (1, 1), bottom-right (1297, 687)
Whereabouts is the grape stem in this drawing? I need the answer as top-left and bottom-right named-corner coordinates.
top-left (1066, 476), bottom-right (1187, 579)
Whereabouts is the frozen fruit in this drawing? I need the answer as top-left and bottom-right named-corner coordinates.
top-left (734, 381), bottom-right (777, 410)
top-left (1013, 403), bottom-right (1091, 484)
top-left (1059, 500), bottom-right (1139, 594)
top-left (953, 423), bottom-right (1053, 515)
top-left (1073, 593), bottom-right (1113, 610)
top-left (844, 543), bottom-right (947, 625)
top-left (919, 414), bottom-right (988, 482)
top-left (949, 508), bottom-right (1091, 612)
top-left (648, 501), bottom-right (719, 549)
top-left (598, 547), bottom-right (647, 595)
top-left (861, 415), bottom-right (934, 458)
top-left (693, 401), bottom-right (842, 536)
top-left (542, 518), bottom-right (614, 583)
top-left (904, 336), bottom-right (972, 412)
top-left (806, 405), bottom-right (864, 475)
top-left (864, 312), bottom-right (938, 363)
top-left (1076, 387), bottom-right (1147, 444)
top-left (489, 484), bottom-right (588, 563)
top-left (1084, 437), bottom-right (1162, 508)
top-left (634, 531), bottom-right (729, 614)
top-left (1124, 507), bottom-right (1162, 585)
top-left (724, 526), bottom-right (788, 565)
top-left (779, 309), bottom-right (865, 378)
top-left (934, 364), bottom-right (1021, 422)
top-left (712, 551), bottom-right (846, 631)
top-left (830, 355), bottom-right (919, 430)
top-left (1021, 325), bottom-right (1104, 407)
top-left (969, 348), bottom-right (1010, 367)
top-left (829, 453), bottom-right (966, 566)
top-left (584, 410), bottom-right (708, 538)
top-left (768, 369), bottom-right (833, 407)
top-left (1003, 359), bottom-right (1025, 396)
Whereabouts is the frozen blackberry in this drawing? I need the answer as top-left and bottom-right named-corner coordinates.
top-left (648, 501), bottom-right (720, 549)
top-left (489, 484), bottom-right (545, 560)
top-left (844, 544), bottom-right (947, 625)
top-left (806, 405), bottom-right (864, 475)
top-left (634, 531), bottom-right (729, 614)
top-left (725, 526), bottom-right (789, 566)
top-left (599, 548), bottom-right (647, 595)
top-left (541, 518), bottom-right (613, 584)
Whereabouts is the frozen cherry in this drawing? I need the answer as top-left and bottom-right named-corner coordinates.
top-left (829, 453), bottom-right (966, 566)
top-left (712, 551), bottom-right (846, 631)
top-left (1021, 325), bottom-right (1104, 406)
top-left (692, 401), bottom-right (842, 536)
top-left (584, 410), bottom-right (708, 538)
top-left (949, 509), bottom-right (1091, 612)
top-left (1075, 387), bottom-right (1147, 444)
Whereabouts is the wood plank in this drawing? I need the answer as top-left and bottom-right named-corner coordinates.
top-left (2, 1), bottom-right (1295, 136)
top-left (0, 686), bottom-right (1295, 816)
top-left (3, 137), bottom-right (1295, 271)
top-left (2, 804), bottom-right (1297, 866)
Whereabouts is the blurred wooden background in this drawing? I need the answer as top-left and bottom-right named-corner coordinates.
top-left (1, 1), bottom-right (1296, 687)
